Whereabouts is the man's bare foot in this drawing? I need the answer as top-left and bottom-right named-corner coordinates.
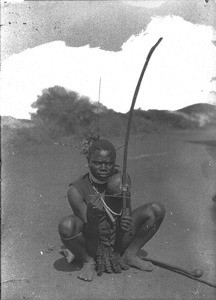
top-left (77, 262), bottom-right (96, 281)
top-left (122, 253), bottom-right (154, 272)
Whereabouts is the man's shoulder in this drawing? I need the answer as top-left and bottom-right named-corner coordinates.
top-left (68, 173), bottom-right (93, 204)
top-left (69, 173), bottom-right (89, 186)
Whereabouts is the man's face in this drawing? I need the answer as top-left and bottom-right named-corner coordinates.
top-left (88, 149), bottom-right (116, 182)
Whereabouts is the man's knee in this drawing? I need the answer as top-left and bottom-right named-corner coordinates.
top-left (149, 202), bottom-right (165, 221)
top-left (58, 215), bottom-right (83, 238)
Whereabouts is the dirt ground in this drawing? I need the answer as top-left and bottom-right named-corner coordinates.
top-left (2, 128), bottom-right (216, 300)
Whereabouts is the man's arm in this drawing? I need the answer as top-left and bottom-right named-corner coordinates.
top-left (67, 185), bottom-right (87, 223)
top-left (67, 185), bottom-right (100, 239)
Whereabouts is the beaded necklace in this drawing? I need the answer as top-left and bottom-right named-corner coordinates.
top-left (89, 175), bottom-right (122, 221)
top-left (92, 185), bottom-right (122, 217)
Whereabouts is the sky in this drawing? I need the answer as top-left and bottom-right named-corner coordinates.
top-left (1, 0), bottom-right (216, 119)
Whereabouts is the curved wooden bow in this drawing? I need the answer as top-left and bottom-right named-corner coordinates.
top-left (122, 37), bottom-right (163, 216)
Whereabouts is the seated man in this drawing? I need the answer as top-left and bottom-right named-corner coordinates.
top-left (58, 139), bottom-right (165, 281)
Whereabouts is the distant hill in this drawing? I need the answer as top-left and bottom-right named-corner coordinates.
top-left (178, 103), bottom-right (216, 115)
top-left (2, 103), bottom-right (216, 130)
top-left (1, 102), bottom-right (215, 146)
top-left (176, 103), bottom-right (216, 128)
top-left (1, 116), bottom-right (33, 129)
top-left (131, 103), bottom-right (216, 129)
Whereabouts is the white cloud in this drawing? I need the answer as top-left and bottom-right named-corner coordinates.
top-left (1, 16), bottom-right (216, 119)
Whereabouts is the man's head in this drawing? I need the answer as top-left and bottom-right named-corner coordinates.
top-left (87, 139), bottom-right (116, 182)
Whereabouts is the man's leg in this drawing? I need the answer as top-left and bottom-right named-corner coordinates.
top-left (58, 215), bottom-right (96, 281)
top-left (121, 202), bottom-right (165, 271)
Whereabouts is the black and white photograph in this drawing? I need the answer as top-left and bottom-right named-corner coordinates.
top-left (1, 0), bottom-right (216, 299)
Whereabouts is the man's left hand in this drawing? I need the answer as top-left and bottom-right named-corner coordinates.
top-left (120, 216), bottom-right (133, 232)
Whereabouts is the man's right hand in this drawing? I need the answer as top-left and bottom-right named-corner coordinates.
top-left (86, 199), bottom-right (104, 227)
top-left (83, 202), bottom-right (104, 241)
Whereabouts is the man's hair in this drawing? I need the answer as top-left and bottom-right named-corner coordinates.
top-left (87, 139), bottom-right (116, 161)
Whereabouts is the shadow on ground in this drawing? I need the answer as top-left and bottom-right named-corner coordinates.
top-left (54, 258), bottom-right (82, 272)
top-left (53, 249), bottom-right (148, 273)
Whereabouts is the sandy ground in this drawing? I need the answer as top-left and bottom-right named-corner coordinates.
top-left (2, 128), bottom-right (216, 300)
